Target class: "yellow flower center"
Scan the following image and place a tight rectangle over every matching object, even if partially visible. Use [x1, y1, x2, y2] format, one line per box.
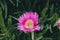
[25, 20, 34, 28]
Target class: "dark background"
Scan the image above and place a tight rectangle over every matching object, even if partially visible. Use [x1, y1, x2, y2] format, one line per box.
[0, 0, 60, 40]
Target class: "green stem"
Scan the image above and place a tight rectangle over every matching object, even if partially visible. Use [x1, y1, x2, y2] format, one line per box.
[31, 32, 34, 40]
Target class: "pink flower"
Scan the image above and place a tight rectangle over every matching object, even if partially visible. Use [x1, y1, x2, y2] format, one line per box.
[56, 19, 60, 26]
[17, 12, 41, 32]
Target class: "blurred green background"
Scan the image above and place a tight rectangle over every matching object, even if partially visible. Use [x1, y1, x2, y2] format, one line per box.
[0, 0, 60, 40]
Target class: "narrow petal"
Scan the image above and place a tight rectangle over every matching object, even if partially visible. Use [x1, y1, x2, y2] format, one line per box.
[17, 12, 40, 32]
[34, 25, 41, 31]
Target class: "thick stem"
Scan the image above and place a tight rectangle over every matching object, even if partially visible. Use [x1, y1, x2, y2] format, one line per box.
[31, 32, 34, 40]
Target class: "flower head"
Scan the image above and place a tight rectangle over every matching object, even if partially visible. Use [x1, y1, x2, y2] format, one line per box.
[56, 18, 60, 26]
[17, 12, 41, 32]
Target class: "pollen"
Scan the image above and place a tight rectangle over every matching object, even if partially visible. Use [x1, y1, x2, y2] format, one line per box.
[25, 20, 34, 28]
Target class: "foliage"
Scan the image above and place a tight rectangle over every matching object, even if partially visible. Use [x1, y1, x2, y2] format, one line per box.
[0, 0, 60, 40]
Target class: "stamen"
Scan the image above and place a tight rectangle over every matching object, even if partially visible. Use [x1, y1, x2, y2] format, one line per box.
[25, 20, 34, 28]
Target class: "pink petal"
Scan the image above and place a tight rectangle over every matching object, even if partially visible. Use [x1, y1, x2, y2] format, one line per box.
[34, 25, 41, 31]
[17, 12, 41, 32]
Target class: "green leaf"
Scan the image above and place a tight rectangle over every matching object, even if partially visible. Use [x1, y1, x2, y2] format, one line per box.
[42, 24, 49, 34]
[36, 24, 49, 40]
[14, 11, 23, 14]
[0, 33, 5, 40]
[3, 0, 8, 19]
[42, 37, 52, 40]
[47, 13, 57, 21]
[10, 34, 15, 40]
[0, 37, 4, 40]
[39, 15, 47, 23]
[0, 7, 6, 32]
[36, 36, 43, 40]
[41, 0, 49, 17]
[36, 33, 43, 40]
[16, 0, 19, 7]
[8, 17, 12, 27]
[47, 14, 55, 21]
[0, 1, 4, 10]
[49, 25, 53, 33]
[9, 0, 15, 6]
[9, 15, 18, 20]
[50, 4, 54, 15]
